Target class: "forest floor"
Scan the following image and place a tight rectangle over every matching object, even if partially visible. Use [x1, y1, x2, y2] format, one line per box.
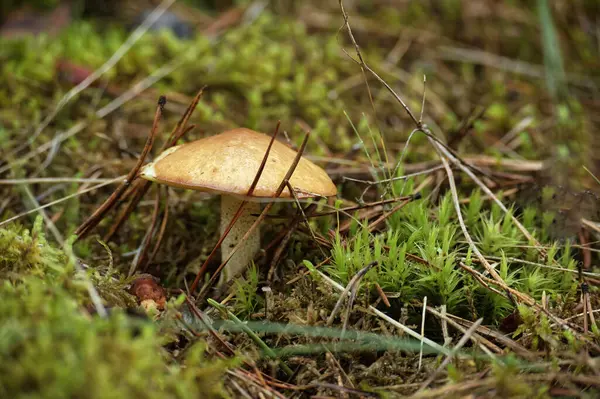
[1, 1, 599, 398]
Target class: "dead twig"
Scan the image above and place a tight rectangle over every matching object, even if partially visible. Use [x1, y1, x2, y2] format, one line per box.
[128, 187, 162, 276]
[147, 188, 170, 268]
[267, 201, 318, 283]
[103, 88, 205, 242]
[74, 96, 166, 240]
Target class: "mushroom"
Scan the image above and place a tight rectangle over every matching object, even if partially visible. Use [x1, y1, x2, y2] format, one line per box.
[130, 274, 167, 311]
[139, 128, 337, 285]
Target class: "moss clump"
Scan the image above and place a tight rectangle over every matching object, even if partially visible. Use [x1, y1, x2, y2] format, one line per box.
[0, 216, 66, 279]
[0, 219, 235, 398]
[324, 187, 580, 325]
[1, 12, 352, 149]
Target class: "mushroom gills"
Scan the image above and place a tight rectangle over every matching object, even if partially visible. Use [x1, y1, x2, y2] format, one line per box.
[218, 195, 261, 285]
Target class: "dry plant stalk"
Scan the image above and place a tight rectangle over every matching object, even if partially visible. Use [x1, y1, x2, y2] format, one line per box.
[103, 89, 205, 242]
[74, 96, 166, 240]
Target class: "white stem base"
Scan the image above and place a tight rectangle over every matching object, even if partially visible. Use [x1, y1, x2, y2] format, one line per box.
[218, 196, 260, 286]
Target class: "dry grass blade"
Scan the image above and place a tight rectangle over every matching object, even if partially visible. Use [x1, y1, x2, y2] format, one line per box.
[0, 177, 119, 185]
[312, 267, 450, 355]
[418, 296, 427, 371]
[103, 88, 205, 242]
[325, 261, 377, 333]
[417, 318, 484, 393]
[0, 60, 180, 176]
[446, 313, 535, 358]
[426, 306, 498, 356]
[432, 142, 513, 292]
[0, 178, 123, 228]
[432, 138, 545, 255]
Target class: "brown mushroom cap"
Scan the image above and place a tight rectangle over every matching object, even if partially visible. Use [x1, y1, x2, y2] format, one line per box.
[140, 128, 337, 199]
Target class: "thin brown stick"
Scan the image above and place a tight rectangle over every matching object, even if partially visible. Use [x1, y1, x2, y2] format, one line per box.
[168, 124, 196, 148]
[366, 197, 412, 232]
[103, 89, 204, 242]
[147, 188, 170, 268]
[267, 202, 318, 283]
[417, 318, 483, 392]
[374, 283, 390, 307]
[129, 186, 162, 276]
[583, 288, 589, 334]
[585, 289, 596, 328]
[163, 88, 205, 150]
[104, 179, 152, 242]
[285, 181, 328, 258]
[181, 293, 236, 355]
[74, 96, 165, 240]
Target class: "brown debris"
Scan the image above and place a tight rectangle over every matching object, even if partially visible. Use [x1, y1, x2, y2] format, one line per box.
[130, 274, 167, 310]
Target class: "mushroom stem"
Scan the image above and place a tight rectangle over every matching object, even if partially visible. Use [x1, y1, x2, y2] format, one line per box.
[218, 195, 261, 285]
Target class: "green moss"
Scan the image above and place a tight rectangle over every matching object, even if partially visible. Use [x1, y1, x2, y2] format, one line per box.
[0, 276, 233, 398]
[0, 216, 67, 278]
[0, 219, 235, 398]
[323, 184, 579, 324]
